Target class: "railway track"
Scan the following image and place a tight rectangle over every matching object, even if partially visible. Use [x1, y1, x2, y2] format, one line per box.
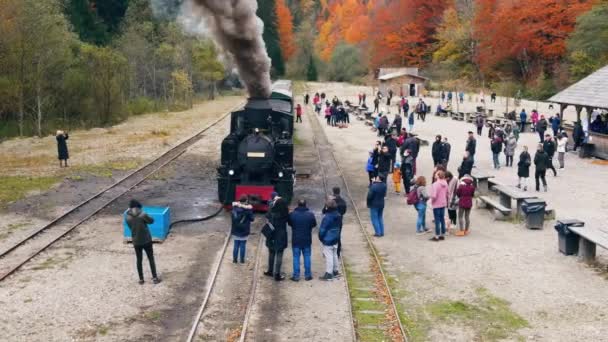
[185, 224, 264, 342]
[0, 103, 242, 282]
[307, 103, 409, 341]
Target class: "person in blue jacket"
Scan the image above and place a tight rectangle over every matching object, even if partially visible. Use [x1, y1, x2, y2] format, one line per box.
[550, 115, 561, 137]
[288, 199, 317, 281]
[366, 175, 387, 237]
[318, 199, 342, 281]
[519, 109, 527, 132]
[366, 151, 376, 185]
[231, 195, 254, 263]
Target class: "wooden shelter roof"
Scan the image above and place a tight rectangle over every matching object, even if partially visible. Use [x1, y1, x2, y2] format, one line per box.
[549, 65, 608, 110]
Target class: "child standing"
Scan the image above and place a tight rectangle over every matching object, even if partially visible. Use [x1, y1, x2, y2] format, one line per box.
[392, 162, 402, 194]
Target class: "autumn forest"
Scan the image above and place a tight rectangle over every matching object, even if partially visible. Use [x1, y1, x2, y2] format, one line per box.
[1, 0, 608, 138]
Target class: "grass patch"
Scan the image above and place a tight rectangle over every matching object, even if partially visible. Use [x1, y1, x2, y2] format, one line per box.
[426, 287, 529, 341]
[354, 312, 385, 326]
[150, 129, 170, 137]
[353, 299, 385, 312]
[0, 176, 60, 207]
[0, 221, 31, 240]
[32, 253, 74, 271]
[72, 159, 140, 178]
[143, 310, 162, 322]
[293, 132, 303, 146]
[358, 328, 388, 342]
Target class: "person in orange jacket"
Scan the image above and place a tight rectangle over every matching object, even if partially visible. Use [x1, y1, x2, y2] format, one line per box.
[392, 161, 402, 194]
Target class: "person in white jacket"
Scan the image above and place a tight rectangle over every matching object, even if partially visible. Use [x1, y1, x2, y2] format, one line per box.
[557, 133, 568, 169]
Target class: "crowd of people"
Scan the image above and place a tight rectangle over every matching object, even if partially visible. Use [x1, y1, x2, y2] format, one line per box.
[231, 187, 349, 282]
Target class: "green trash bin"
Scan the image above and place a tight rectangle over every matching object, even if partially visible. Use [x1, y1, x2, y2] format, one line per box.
[521, 198, 546, 229]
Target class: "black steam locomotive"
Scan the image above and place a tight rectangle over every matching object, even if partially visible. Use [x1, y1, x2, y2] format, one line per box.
[217, 80, 295, 210]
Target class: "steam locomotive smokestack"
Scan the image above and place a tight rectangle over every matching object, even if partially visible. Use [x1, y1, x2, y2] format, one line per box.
[187, 0, 272, 98]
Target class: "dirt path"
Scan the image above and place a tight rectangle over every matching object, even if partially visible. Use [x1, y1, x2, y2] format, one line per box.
[309, 81, 608, 341]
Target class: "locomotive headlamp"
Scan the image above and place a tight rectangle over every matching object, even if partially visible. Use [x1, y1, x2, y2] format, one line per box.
[278, 172, 284, 178]
[228, 169, 235, 176]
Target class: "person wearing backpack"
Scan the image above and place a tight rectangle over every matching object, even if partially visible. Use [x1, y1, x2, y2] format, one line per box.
[401, 149, 414, 194]
[231, 195, 254, 263]
[319, 199, 342, 281]
[409, 176, 430, 235]
[455, 175, 475, 236]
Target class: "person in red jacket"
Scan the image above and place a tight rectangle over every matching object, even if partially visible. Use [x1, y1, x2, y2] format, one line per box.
[455, 174, 476, 236]
[295, 104, 303, 123]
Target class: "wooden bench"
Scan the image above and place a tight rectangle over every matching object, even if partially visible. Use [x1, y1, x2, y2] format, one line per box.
[568, 225, 608, 263]
[490, 184, 538, 219]
[471, 169, 495, 195]
[478, 195, 512, 218]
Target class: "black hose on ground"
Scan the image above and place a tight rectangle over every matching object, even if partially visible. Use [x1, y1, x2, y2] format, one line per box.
[169, 178, 232, 229]
[169, 205, 225, 229]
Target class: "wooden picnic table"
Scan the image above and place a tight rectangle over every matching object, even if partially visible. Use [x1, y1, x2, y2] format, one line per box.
[491, 184, 538, 218]
[471, 169, 494, 195]
[568, 225, 608, 263]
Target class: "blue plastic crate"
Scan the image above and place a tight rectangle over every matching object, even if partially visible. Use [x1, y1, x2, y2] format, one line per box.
[123, 206, 171, 242]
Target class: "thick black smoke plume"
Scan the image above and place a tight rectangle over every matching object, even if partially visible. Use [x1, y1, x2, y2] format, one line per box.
[182, 0, 272, 98]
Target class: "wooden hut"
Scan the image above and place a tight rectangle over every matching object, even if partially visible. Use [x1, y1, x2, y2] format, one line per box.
[549, 65, 608, 159]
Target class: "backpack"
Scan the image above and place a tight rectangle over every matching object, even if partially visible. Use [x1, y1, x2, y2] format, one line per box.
[406, 188, 419, 205]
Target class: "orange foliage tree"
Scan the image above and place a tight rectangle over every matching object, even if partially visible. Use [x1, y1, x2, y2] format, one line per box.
[474, 0, 595, 78]
[276, 0, 296, 61]
[315, 0, 372, 61]
[368, 0, 447, 68]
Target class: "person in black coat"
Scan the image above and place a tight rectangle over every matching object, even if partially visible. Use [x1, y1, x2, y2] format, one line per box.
[384, 134, 398, 172]
[264, 197, 289, 281]
[572, 121, 585, 151]
[401, 150, 415, 194]
[377, 146, 392, 181]
[542, 134, 557, 176]
[393, 115, 402, 134]
[441, 137, 451, 168]
[517, 146, 531, 191]
[491, 135, 503, 169]
[465, 131, 477, 164]
[431, 135, 443, 166]
[458, 152, 474, 179]
[534, 144, 549, 192]
[56, 130, 69, 167]
[288, 199, 317, 281]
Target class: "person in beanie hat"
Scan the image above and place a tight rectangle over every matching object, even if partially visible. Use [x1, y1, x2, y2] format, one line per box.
[125, 199, 160, 284]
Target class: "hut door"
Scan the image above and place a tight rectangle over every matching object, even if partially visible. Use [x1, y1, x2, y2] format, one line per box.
[409, 84, 416, 97]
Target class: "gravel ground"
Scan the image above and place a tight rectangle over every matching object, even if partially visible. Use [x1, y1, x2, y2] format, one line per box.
[309, 82, 608, 341]
[0, 106, 242, 341]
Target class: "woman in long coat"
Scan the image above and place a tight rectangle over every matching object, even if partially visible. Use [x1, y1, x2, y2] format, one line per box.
[56, 130, 69, 167]
[264, 197, 289, 281]
[517, 146, 531, 191]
